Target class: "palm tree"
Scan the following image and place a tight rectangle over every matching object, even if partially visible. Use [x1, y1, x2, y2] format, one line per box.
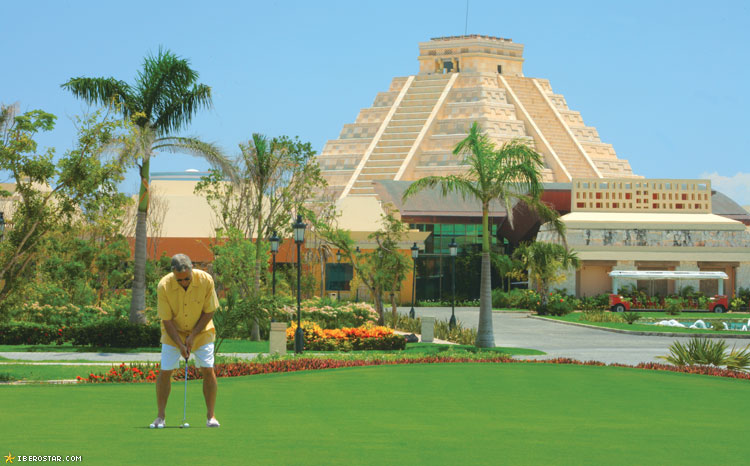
[62, 49, 233, 323]
[512, 242, 580, 305]
[403, 122, 563, 347]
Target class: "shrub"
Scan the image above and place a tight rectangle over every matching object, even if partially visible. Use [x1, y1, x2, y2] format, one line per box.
[731, 297, 745, 311]
[9, 303, 109, 327]
[66, 319, 160, 348]
[580, 311, 623, 323]
[535, 293, 578, 316]
[0, 322, 66, 345]
[579, 294, 610, 311]
[491, 289, 510, 308]
[622, 312, 640, 325]
[656, 337, 750, 370]
[491, 288, 541, 310]
[384, 312, 476, 345]
[279, 301, 379, 329]
[711, 321, 726, 331]
[664, 298, 682, 316]
[739, 287, 750, 305]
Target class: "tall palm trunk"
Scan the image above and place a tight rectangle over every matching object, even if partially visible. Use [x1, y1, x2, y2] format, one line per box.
[129, 155, 150, 324]
[476, 251, 495, 347]
[250, 209, 262, 341]
[129, 210, 148, 324]
[476, 204, 495, 347]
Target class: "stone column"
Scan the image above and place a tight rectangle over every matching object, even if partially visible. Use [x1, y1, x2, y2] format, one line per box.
[557, 267, 576, 296]
[675, 261, 700, 295]
[269, 322, 288, 355]
[611, 261, 637, 293]
[737, 263, 750, 295]
[421, 316, 435, 343]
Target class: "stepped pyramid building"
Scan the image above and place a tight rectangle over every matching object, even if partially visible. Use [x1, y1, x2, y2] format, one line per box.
[318, 35, 638, 200]
[314, 35, 750, 302]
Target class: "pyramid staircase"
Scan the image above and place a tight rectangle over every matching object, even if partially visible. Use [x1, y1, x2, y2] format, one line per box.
[502, 75, 600, 179]
[344, 74, 454, 197]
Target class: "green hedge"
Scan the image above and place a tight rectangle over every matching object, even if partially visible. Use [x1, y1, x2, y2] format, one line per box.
[0, 319, 160, 347]
[0, 322, 66, 345]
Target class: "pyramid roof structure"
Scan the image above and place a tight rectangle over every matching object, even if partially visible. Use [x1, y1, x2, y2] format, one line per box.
[317, 35, 638, 201]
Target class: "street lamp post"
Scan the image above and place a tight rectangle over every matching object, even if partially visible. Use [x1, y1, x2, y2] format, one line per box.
[354, 246, 360, 303]
[269, 231, 280, 297]
[409, 242, 419, 319]
[449, 238, 458, 330]
[293, 215, 306, 354]
[336, 250, 342, 301]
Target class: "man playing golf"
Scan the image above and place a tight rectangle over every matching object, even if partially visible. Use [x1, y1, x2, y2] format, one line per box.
[150, 254, 221, 429]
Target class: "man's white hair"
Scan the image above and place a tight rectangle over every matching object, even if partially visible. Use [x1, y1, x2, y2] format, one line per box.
[171, 254, 193, 272]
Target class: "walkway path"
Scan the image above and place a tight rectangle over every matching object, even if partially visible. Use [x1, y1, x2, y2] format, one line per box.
[400, 307, 750, 365]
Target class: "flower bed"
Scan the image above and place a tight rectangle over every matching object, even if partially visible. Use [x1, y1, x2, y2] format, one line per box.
[77, 362, 159, 383]
[76, 356, 750, 383]
[285, 321, 405, 351]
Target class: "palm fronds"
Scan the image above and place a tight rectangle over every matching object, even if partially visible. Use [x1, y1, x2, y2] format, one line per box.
[658, 338, 750, 371]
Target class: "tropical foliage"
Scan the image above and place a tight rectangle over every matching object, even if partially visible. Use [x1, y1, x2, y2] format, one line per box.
[62, 48, 232, 323]
[313, 207, 413, 325]
[512, 241, 580, 307]
[659, 337, 750, 371]
[0, 106, 131, 311]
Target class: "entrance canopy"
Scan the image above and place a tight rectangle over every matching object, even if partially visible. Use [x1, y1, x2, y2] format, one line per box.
[608, 270, 728, 295]
[608, 271, 728, 280]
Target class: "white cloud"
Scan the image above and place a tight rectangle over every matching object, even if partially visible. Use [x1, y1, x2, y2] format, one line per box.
[700, 172, 750, 208]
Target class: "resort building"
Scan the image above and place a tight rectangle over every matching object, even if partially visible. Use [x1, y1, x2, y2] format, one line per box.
[537, 178, 750, 298]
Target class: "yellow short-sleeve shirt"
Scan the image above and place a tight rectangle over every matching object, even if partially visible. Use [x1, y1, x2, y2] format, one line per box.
[157, 269, 220, 349]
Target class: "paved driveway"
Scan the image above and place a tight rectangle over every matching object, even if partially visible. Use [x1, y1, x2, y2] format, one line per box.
[400, 306, 750, 365]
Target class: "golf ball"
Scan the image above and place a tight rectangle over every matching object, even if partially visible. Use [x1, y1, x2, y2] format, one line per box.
[183, 423, 189, 428]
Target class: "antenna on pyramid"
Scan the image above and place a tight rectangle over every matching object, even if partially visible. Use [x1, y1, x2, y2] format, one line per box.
[464, 0, 469, 35]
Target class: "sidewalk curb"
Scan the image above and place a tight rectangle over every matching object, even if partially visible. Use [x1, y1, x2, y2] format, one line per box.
[529, 315, 750, 339]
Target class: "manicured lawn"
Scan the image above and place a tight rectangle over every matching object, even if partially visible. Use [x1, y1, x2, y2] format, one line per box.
[0, 344, 545, 379]
[1, 363, 748, 464]
[546, 313, 750, 335]
[0, 364, 118, 382]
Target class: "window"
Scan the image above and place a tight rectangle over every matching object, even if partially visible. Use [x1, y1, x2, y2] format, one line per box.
[497, 65, 502, 74]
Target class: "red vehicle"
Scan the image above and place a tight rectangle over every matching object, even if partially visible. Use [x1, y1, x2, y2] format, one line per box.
[607, 270, 730, 313]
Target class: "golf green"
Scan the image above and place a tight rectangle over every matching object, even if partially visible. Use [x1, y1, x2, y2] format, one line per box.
[1, 363, 748, 464]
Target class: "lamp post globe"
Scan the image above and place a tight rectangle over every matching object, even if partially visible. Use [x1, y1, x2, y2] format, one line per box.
[269, 231, 280, 297]
[409, 242, 419, 319]
[449, 238, 458, 330]
[293, 215, 306, 354]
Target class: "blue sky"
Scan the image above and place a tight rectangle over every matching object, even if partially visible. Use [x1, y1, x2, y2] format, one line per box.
[4, 0, 749, 204]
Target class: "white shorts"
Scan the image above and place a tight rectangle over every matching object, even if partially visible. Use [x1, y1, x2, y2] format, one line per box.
[160, 343, 215, 370]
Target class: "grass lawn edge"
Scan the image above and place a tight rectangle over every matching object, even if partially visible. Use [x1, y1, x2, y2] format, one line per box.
[533, 315, 750, 338]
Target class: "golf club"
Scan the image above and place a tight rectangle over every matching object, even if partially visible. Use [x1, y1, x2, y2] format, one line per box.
[180, 355, 189, 428]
